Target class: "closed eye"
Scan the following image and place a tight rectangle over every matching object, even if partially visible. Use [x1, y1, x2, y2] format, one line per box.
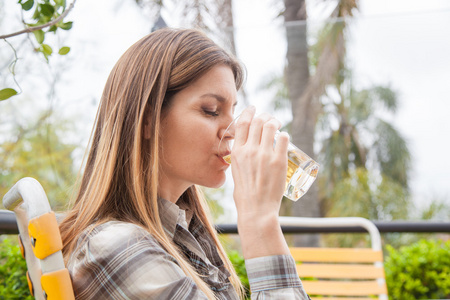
[204, 110, 219, 117]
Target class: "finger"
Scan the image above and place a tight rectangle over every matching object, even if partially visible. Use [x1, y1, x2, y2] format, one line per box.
[274, 131, 290, 157]
[247, 113, 272, 146]
[260, 119, 282, 149]
[234, 106, 256, 146]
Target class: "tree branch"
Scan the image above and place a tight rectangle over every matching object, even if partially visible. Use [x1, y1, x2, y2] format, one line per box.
[4, 39, 23, 94]
[0, 0, 77, 40]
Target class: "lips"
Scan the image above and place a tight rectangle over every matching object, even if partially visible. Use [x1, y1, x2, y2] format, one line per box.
[217, 141, 232, 165]
[216, 155, 228, 166]
[219, 150, 231, 158]
[217, 150, 231, 166]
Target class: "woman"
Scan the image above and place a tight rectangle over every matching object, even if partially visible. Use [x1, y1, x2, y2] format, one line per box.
[60, 28, 310, 299]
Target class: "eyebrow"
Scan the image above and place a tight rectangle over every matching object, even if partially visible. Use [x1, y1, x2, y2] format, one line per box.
[201, 93, 238, 107]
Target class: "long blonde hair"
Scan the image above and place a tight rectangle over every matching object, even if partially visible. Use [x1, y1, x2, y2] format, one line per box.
[60, 28, 245, 299]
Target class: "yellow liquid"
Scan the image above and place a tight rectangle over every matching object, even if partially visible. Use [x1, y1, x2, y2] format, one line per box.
[223, 149, 319, 201]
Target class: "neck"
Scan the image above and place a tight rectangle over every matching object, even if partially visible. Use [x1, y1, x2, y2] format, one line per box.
[158, 176, 191, 203]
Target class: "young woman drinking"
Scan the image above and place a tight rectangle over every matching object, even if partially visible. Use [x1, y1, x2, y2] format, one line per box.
[59, 28, 310, 300]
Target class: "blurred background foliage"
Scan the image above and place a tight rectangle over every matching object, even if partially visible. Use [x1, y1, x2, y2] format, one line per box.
[0, 238, 34, 300]
[385, 239, 450, 299]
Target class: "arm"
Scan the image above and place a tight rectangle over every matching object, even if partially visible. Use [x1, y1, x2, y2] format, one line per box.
[246, 255, 310, 300]
[231, 106, 291, 259]
[231, 107, 310, 299]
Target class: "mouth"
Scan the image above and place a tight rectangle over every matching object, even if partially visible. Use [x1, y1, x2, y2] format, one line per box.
[222, 154, 231, 164]
[217, 151, 231, 165]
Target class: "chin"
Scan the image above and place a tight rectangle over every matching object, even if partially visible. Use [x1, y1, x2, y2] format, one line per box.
[202, 174, 226, 189]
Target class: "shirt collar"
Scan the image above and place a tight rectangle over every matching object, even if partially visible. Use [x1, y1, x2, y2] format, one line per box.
[158, 197, 193, 238]
[157, 197, 232, 288]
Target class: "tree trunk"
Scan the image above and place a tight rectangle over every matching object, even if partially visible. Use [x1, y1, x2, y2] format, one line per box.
[284, 0, 321, 247]
[217, 0, 248, 105]
[219, 0, 237, 56]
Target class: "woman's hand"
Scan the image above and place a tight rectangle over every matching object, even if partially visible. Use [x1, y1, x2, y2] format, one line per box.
[231, 106, 291, 259]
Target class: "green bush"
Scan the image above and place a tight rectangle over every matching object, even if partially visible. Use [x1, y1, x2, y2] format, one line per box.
[385, 239, 450, 300]
[228, 250, 250, 299]
[0, 237, 33, 299]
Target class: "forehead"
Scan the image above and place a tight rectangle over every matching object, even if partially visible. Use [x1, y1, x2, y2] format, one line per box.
[163, 65, 237, 114]
[197, 65, 236, 90]
[182, 65, 237, 103]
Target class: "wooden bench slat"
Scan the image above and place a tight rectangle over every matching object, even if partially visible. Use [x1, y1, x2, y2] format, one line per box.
[302, 280, 388, 296]
[297, 263, 385, 279]
[310, 298, 373, 300]
[290, 247, 383, 263]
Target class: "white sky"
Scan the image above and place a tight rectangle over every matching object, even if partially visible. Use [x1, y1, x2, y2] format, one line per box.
[1, 0, 449, 219]
[351, 1, 450, 208]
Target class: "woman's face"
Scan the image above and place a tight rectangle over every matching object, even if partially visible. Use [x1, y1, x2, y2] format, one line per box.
[158, 65, 237, 198]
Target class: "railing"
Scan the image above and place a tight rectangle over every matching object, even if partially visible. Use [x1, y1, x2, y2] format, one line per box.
[215, 220, 450, 234]
[0, 210, 19, 234]
[1, 209, 450, 235]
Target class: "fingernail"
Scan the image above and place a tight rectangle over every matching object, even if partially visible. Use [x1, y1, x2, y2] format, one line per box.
[279, 131, 290, 139]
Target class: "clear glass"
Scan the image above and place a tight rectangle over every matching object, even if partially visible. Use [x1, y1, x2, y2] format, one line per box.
[220, 119, 319, 201]
[282, 136, 320, 200]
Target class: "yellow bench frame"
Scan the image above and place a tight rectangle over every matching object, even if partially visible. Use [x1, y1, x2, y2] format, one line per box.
[3, 177, 75, 300]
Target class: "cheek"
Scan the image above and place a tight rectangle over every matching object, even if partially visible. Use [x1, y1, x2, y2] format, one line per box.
[163, 117, 190, 146]
[166, 123, 211, 161]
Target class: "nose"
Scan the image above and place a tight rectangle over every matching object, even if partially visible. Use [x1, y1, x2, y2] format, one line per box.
[218, 117, 236, 153]
[219, 118, 236, 141]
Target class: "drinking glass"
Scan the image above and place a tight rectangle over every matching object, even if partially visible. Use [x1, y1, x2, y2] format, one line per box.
[220, 114, 319, 201]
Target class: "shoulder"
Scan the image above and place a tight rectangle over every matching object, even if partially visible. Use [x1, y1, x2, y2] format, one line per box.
[67, 221, 178, 279]
[88, 220, 150, 239]
[70, 221, 167, 263]
[82, 221, 154, 246]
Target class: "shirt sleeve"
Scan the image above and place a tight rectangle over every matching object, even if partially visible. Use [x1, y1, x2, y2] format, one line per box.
[245, 255, 311, 300]
[68, 222, 210, 300]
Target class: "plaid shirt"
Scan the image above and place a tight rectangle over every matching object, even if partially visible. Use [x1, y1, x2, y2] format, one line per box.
[67, 198, 310, 299]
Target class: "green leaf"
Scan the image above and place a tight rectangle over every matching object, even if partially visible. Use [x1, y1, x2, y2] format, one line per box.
[0, 88, 18, 101]
[39, 3, 55, 17]
[21, 0, 34, 11]
[33, 29, 45, 44]
[32, 5, 40, 19]
[58, 46, 70, 55]
[54, 0, 65, 7]
[48, 25, 58, 32]
[42, 44, 53, 55]
[59, 21, 73, 30]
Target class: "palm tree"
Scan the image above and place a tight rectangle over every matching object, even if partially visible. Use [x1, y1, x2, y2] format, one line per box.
[283, 0, 320, 247]
[278, 0, 415, 248]
[318, 75, 411, 187]
[315, 68, 413, 246]
[283, 0, 358, 246]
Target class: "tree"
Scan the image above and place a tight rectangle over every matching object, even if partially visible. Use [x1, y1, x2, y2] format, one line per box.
[318, 74, 411, 197]
[282, 0, 359, 246]
[311, 65, 412, 247]
[0, 102, 78, 210]
[263, 68, 413, 242]
[283, 0, 319, 247]
[0, 0, 76, 100]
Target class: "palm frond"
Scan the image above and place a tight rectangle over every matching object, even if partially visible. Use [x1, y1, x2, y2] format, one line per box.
[373, 119, 411, 187]
[371, 85, 398, 113]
